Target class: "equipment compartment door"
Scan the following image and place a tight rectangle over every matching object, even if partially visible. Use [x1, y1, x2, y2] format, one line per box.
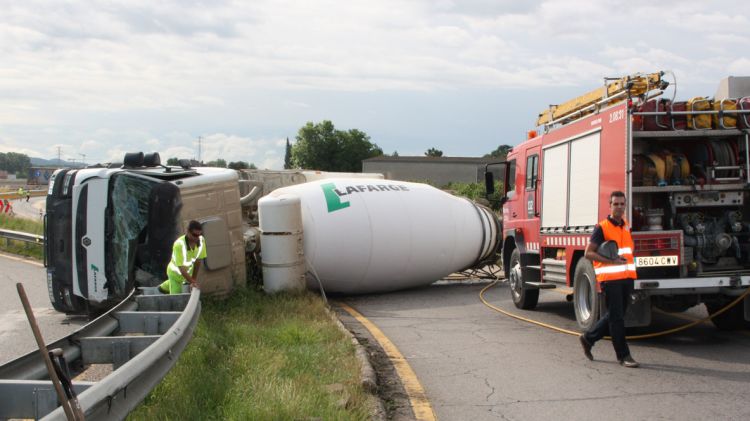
[568, 131, 601, 227]
[541, 129, 602, 230]
[541, 143, 568, 229]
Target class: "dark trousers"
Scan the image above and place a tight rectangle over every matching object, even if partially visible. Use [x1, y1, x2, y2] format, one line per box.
[583, 279, 634, 361]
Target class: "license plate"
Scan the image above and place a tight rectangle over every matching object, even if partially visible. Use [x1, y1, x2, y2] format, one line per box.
[635, 255, 679, 267]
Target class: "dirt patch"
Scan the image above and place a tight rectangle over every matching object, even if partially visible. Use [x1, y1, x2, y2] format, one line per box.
[334, 306, 415, 421]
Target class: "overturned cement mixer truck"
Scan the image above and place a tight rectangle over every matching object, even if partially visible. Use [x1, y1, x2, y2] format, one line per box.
[45, 152, 500, 314]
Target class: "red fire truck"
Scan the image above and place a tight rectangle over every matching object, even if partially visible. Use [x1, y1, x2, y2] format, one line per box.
[487, 72, 750, 330]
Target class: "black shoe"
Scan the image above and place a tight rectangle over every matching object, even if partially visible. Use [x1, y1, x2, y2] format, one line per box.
[579, 335, 593, 361]
[619, 355, 639, 368]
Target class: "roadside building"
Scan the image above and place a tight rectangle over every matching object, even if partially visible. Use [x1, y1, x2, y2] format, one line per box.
[27, 167, 59, 185]
[362, 156, 498, 187]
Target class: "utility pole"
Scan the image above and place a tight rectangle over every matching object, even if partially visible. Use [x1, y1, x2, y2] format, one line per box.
[198, 136, 203, 164]
[79, 153, 86, 166]
[57, 146, 62, 165]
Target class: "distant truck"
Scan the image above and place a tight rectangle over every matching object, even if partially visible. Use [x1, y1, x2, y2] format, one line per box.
[44, 153, 385, 314]
[487, 72, 750, 330]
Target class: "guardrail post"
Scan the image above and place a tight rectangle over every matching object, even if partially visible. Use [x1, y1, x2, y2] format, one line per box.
[113, 342, 131, 371]
[35, 387, 58, 419]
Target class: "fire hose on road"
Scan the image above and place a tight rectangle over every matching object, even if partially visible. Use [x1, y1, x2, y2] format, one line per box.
[479, 278, 750, 340]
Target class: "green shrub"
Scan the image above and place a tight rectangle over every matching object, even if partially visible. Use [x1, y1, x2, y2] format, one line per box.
[443, 181, 504, 209]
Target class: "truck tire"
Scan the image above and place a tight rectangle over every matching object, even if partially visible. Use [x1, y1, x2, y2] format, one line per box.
[508, 248, 539, 310]
[705, 300, 747, 331]
[573, 258, 600, 331]
[48, 278, 68, 313]
[48, 279, 86, 314]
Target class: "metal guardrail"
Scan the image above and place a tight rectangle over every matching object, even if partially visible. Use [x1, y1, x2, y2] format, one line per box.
[0, 228, 44, 245]
[0, 190, 47, 200]
[0, 287, 201, 420]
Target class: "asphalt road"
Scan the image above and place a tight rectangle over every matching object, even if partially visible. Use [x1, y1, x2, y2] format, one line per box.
[4, 251, 749, 420]
[0, 254, 86, 365]
[338, 279, 750, 421]
[6, 196, 45, 221]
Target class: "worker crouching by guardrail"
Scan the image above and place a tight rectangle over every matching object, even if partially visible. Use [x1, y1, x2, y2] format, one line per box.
[159, 220, 207, 294]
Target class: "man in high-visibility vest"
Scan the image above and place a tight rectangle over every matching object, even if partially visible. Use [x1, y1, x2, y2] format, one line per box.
[579, 191, 640, 368]
[159, 220, 207, 294]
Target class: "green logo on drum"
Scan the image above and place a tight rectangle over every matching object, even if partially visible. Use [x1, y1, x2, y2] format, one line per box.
[321, 183, 350, 213]
[321, 182, 410, 212]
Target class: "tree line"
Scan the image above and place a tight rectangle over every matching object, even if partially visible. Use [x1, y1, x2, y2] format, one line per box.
[165, 157, 257, 170]
[0, 152, 31, 177]
[284, 120, 512, 172]
[285, 120, 383, 172]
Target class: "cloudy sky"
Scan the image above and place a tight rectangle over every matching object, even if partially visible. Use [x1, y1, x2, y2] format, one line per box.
[2, 0, 749, 169]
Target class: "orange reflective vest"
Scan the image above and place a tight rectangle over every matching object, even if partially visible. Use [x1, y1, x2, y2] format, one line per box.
[593, 218, 637, 283]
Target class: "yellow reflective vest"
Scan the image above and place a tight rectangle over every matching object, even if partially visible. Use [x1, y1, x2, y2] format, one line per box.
[167, 235, 206, 280]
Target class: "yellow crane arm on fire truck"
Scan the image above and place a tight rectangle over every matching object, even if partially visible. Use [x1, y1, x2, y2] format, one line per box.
[536, 72, 668, 126]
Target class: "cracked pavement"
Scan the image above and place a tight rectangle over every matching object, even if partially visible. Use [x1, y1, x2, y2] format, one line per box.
[339, 280, 750, 420]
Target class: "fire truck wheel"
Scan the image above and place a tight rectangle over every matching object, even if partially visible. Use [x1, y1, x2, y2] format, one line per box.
[508, 248, 539, 310]
[705, 300, 747, 331]
[573, 258, 600, 331]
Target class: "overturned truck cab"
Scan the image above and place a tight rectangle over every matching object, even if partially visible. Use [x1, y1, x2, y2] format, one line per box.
[45, 153, 246, 314]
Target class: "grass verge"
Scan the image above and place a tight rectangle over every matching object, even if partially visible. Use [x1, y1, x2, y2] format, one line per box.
[130, 288, 371, 420]
[0, 214, 43, 260]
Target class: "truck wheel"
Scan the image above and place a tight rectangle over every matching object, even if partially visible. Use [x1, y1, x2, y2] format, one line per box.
[48, 279, 86, 314]
[573, 258, 600, 331]
[705, 300, 746, 331]
[508, 248, 539, 310]
[48, 279, 68, 313]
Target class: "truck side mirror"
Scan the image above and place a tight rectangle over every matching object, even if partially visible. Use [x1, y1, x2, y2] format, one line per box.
[485, 172, 495, 195]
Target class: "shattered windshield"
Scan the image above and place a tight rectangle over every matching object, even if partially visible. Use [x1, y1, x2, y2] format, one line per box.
[107, 173, 158, 296]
